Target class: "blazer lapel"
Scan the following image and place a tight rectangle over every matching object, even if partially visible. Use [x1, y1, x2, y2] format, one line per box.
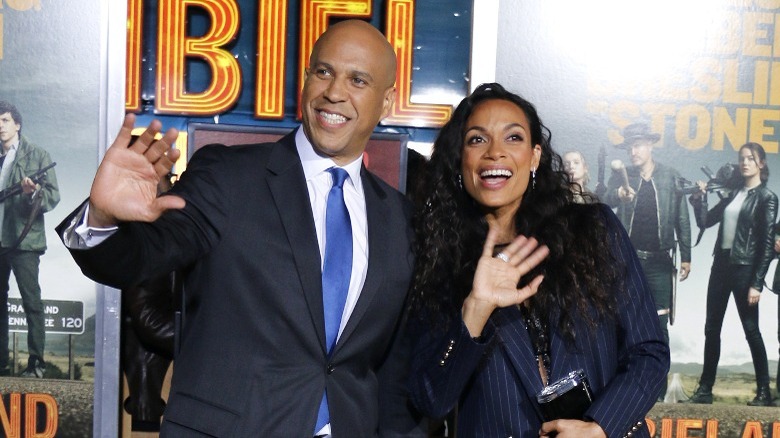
[492, 307, 547, 419]
[266, 132, 328, 353]
[334, 168, 389, 349]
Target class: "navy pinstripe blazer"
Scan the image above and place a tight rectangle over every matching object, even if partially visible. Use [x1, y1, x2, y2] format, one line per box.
[410, 205, 669, 438]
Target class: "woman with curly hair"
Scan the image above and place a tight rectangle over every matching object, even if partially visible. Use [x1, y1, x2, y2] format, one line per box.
[408, 83, 669, 437]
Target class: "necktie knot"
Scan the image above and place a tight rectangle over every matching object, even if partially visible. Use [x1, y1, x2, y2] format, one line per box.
[328, 167, 348, 189]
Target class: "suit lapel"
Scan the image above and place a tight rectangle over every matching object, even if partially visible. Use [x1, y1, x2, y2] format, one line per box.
[266, 132, 328, 353]
[334, 168, 389, 350]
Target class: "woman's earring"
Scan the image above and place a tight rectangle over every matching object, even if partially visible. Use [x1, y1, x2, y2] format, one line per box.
[457, 173, 463, 190]
[532, 168, 536, 190]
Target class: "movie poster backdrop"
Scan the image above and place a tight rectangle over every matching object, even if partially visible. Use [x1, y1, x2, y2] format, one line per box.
[0, 0, 474, 436]
[494, 0, 780, 435]
[0, 1, 109, 437]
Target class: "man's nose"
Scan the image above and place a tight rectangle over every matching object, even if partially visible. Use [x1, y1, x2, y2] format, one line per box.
[324, 78, 347, 102]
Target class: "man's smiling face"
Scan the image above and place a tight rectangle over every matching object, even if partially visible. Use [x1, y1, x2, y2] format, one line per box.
[300, 21, 396, 166]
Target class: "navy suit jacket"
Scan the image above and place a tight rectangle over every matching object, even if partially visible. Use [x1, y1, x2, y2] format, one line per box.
[409, 205, 669, 438]
[57, 131, 423, 437]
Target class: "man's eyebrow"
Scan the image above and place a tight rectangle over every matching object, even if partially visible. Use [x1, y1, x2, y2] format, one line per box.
[351, 69, 375, 82]
[310, 61, 332, 70]
[311, 61, 375, 83]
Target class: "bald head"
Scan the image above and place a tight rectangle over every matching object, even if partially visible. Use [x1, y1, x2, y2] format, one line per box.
[300, 19, 399, 165]
[310, 20, 397, 88]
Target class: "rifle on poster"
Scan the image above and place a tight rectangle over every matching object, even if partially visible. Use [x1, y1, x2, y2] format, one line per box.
[674, 163, 740, 199]
[0, 162, 57, 203]
[594, 145, 607, 198]
[676, 162, 741, 246]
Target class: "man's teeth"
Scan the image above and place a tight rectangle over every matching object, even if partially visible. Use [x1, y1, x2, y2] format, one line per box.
[480, 169, 512, 178]
[320, 111, 347, 124]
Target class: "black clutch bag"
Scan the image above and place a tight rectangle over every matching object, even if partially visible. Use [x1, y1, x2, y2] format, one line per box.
[536, 369, 593, 422]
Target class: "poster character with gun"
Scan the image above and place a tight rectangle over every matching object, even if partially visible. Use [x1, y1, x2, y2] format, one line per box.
[0, 101, 60, 378]
[684, 142, 776, 406]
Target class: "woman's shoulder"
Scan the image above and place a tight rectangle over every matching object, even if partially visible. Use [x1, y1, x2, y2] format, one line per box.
[756, 183, 778, 200]
[557, 202, 625, 244]
[561, 201, 615, 222]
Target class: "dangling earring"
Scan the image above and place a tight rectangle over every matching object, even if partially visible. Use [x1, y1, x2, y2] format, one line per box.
[457, 173, 463, 190]
[531, 168, 536, 190]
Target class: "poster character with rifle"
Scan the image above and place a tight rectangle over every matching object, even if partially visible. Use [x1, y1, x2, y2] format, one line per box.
[683, 142, 776, 406]
[0, 101, 60, 378]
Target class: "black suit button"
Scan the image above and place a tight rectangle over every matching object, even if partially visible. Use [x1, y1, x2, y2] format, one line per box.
[327, 364, 335, 374]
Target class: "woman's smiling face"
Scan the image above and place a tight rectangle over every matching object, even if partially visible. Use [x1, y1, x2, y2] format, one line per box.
[460, 99, 541, 219]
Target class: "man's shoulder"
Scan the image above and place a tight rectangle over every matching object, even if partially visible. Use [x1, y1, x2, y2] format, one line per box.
[360, 168, 413, 219]
[17, 136, 52, 160]
[653, 161, 682, 177]
[18, 135, 41, 152]
[362, 167, 407, 198]
[193, 138, 289, 164]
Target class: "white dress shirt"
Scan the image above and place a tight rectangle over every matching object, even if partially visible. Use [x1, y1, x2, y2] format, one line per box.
[295, 128, 369, 340]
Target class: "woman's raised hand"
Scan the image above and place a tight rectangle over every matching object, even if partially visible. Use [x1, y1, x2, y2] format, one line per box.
[462, 226, 549, 337]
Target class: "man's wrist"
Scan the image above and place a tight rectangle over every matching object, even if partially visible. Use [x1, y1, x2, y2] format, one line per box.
[86, 202, 117, 228]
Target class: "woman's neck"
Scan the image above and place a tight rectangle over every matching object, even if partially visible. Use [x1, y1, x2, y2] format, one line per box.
[485, 213, 516, 244]
[744, 174, 762, 189]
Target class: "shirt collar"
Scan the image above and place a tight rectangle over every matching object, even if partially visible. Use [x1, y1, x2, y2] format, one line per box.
[295, 128, 363, 188]
[3, 140, 18, 155]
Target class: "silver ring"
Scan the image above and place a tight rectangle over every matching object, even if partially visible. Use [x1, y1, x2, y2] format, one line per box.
[495, 252, 510, 263]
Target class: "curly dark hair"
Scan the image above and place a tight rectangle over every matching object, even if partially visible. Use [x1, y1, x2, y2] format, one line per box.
[410, 83, 622, 343]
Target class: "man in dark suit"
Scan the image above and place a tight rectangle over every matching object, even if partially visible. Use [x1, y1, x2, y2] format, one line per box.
[57, 20, 423, 437]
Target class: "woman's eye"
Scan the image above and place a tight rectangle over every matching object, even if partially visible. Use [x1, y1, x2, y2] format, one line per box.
[466, 135, 484, 145]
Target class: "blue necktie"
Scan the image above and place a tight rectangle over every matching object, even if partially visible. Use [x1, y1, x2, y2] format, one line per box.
[315, 167, 352, 433]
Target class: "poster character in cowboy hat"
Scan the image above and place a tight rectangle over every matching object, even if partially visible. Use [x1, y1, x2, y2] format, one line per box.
[604, 122, 691, 402]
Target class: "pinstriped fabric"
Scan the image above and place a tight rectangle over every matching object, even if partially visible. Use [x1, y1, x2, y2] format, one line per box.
[409, 204, 669, 438]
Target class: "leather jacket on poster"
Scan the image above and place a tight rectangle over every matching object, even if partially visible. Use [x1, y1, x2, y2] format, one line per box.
[690, 184, 778, 291]
[772, 223, 780, 294]
[605, 162, 692, 263]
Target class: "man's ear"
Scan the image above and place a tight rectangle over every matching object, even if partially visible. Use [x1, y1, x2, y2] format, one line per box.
[380, 86, 397, 120]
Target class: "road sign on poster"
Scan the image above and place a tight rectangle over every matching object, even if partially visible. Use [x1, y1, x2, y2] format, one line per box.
[7, 298, 85, 335]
